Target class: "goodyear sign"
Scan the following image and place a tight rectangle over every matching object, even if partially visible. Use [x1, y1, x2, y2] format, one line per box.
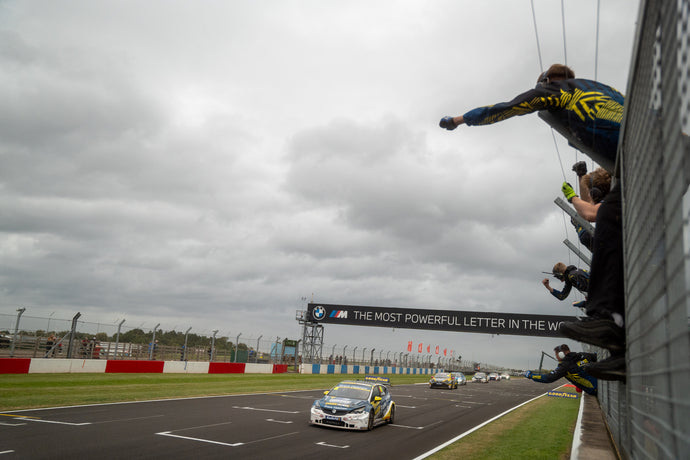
[547, 391, 579, 399]
[308, 303, 577, 338]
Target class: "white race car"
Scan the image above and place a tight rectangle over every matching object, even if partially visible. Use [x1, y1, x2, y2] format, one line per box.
[310, 378, 395, 430]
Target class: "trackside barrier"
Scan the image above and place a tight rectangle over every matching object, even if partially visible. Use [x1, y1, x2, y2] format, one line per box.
[28, 359, 107, 373]
[0, 358, 31, 374]
[299, 364, 435, 375]
[208, 363, 245, 374]
[105, 360, 165, 373]
[0, 358, 289, 374]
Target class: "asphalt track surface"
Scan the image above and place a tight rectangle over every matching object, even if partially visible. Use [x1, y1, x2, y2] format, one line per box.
[0, 379, 561, 459]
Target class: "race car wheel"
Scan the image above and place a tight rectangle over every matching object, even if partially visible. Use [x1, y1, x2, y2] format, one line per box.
[367, 410, 375, 431]
[388, 404, 395, 424]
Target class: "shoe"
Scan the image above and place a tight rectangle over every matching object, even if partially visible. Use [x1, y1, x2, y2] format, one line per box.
[585, 355, 626, 382]
[439, 116, 457, 131]
[559, 318, 625, 353]
[572, 300, 586, 309]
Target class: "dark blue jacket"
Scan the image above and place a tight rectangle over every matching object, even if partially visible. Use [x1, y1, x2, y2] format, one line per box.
[529, 352, 598, 395]
[551, 265, 589, 301]
[463, 79, 624, 163]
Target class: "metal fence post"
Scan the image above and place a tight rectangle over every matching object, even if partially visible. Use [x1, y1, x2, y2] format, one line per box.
[114, 319, 125, 360]
[210, 330, 218, 362]
[234, 333, 241, 363]
[66, 312, 81, 358]
[183, 327, 191, 361]
[9, 307, 26, 358]
[149, 323, 160, 360]
[255, 335, 262, 363]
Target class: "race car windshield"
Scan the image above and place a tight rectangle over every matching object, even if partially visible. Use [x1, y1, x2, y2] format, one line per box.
[434, 373, 450, 379]
[328, 385, 371, 399]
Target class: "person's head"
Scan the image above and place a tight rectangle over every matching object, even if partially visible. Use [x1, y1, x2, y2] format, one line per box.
[552, 262, 567, 280]
[537, 64, 575, 85]
[584, 168, 612, 203]
[554, 344, 570, 361]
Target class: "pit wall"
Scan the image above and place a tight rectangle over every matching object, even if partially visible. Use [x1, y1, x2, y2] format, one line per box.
[300, 363, 436, 375]
[0, 358, 288, 374]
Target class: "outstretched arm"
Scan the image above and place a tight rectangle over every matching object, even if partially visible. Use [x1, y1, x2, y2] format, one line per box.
[571, 197, 600, 222]
[528, 364, 567, 383]
[562, 182, 600, 222]
[440, 86, 557, 130]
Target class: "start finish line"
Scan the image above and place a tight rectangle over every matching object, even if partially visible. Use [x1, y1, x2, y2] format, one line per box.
[307, 303, 577, 338]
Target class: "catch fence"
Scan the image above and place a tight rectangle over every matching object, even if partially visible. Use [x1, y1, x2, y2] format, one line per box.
[608, 1, 690, 459]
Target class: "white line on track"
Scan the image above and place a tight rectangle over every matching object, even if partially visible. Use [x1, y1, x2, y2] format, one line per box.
[0, 422, 26, 426]
[5, 417, 90, 426]
[394, 405, 416, 408]
[266, 418, 293, 424]
[232, 406, 300, 414]
[166, 421, 234, 432]
[316, 441, 349, 449]
[0, 451, 15, 455]
[156, 431, 244, 447]
[390, 424, 424, 430]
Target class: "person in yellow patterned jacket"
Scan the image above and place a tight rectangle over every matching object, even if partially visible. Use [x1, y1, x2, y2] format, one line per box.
[439, 64, 624, 169]
[526, 344, 598, 395]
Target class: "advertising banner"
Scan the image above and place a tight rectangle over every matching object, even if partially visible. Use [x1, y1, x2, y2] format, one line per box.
[307, 303, 577, 338]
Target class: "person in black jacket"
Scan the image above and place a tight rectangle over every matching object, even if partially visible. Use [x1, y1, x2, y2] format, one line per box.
[526, 344, 598, 395]
[543, 262, 589, 302]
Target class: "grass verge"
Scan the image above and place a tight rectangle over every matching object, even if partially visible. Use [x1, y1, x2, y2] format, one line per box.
[0, 373, 430, 411]
[428, 385, 581, 460]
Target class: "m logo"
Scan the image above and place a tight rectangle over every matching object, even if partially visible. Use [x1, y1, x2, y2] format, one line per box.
[329, 310, 348, 319]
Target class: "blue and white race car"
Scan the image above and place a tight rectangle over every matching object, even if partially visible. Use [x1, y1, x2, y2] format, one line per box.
[310, 377, 396, 430]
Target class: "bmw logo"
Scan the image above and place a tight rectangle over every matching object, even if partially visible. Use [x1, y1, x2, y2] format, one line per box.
[312, 306, 326, 320]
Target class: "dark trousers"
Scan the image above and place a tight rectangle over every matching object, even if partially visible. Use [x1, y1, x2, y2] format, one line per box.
[585, 182, 625, 319]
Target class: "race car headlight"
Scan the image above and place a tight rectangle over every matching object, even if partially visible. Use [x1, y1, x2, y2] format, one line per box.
[311, 406, 324, 415]
[350, 407, 366, 414]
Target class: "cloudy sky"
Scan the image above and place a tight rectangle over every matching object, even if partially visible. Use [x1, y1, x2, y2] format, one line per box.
[0, 0, 639, 368]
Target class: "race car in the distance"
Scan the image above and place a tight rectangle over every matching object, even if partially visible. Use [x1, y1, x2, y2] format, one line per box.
[310, 377, 395, 430]
[429, 372, 458, 389]
[472, 372, 489, 383]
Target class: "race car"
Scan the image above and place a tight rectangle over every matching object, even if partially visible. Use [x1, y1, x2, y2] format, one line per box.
[310, 377, 395, 430]
[429, 372, 457, 389]
[472, 372, 489, 383]
[451, 372, 467, 386]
